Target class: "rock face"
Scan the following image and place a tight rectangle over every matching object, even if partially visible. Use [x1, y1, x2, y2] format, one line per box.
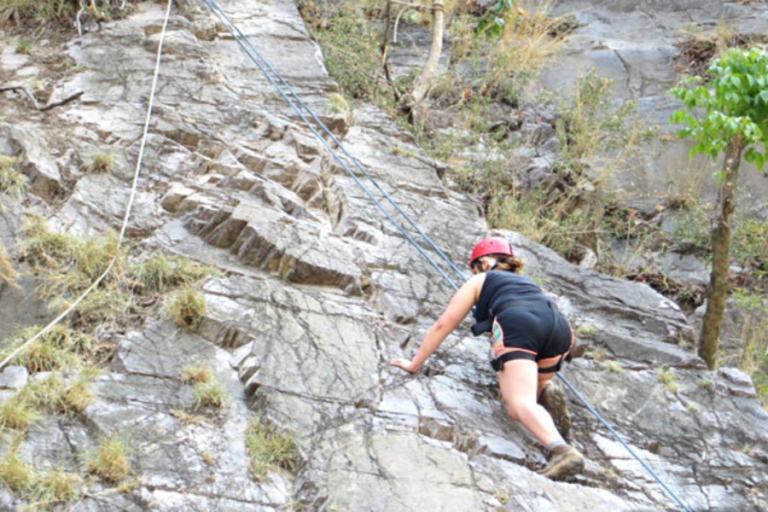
[543, 0, 768, 219]
[0, 1, 767, 511]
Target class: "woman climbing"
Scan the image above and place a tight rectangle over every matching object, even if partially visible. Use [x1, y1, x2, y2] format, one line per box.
[391, 236, 584, 481]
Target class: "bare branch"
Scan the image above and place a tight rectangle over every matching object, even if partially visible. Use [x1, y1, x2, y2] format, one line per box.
[40, 91, 84, 111]
[1, 84, 84, 111]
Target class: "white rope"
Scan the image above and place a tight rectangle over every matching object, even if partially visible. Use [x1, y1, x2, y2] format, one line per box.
[0, 0, 175, 372]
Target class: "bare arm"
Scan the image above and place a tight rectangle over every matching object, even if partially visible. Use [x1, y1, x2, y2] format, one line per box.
[391, 273, 485, 374]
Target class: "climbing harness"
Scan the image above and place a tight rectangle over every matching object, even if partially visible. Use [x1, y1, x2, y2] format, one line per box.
[196, 2, 694, 510]
[0, 0, 175, 372]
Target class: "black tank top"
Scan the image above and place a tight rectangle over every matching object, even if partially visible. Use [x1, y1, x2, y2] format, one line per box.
[473, 271, 549, 324]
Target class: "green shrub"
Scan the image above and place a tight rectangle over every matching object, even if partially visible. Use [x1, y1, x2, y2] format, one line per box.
[733, 218, 768, 271]
[670, 203, 712, 255]
[1, 0, 136, 27]
[301, 0, 381, 100]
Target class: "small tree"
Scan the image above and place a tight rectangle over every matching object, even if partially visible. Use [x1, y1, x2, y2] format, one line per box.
[671, 47, 768, 369]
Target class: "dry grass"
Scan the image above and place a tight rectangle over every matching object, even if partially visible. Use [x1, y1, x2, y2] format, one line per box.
[23, 217, 214, 334]
[193, 380, 228, 410]
[167, 287, 207, 331]
[87, 435, 130, 483]
[0, 393, 41, 431]
[0, 155, 29, 200]
[0, 442, 84, 508]
[2, 324, 96, 373]
[326, 94, 350, 115]
[0, 240, 19, 288]
[482, 0, 570, 104]
[20, 370, 97, 416]
[1, 0, 137, 28]
[132, 253, 214, 294]
[22, 216, 133, 329]
[84, 153, 117, 174]
[0, 448, 35, 493]
[657, 366, 681, 393]
[181, 362, 213, 384]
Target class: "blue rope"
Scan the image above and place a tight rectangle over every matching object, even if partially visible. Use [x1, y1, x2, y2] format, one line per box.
[197, 2, 692, 510]
[557, 376, 693, 512]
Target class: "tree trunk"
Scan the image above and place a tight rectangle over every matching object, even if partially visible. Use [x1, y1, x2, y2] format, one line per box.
[699, 135, 744, 369]
[406, 0, 444, 108]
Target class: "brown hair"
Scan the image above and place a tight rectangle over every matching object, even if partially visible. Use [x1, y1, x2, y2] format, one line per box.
[471, 254, 524, 274]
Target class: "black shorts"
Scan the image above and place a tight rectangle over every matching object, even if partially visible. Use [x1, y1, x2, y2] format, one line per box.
[490, 302, 572, 369]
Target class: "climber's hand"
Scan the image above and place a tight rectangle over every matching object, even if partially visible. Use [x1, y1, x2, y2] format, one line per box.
[390, 358, 422, 374]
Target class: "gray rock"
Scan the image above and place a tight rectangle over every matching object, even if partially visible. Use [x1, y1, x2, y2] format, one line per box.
[6, 125, 62, 200]
[0, 366, 28, 389]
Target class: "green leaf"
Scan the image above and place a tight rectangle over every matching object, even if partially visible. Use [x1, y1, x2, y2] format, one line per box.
[753, 151, 765, 172]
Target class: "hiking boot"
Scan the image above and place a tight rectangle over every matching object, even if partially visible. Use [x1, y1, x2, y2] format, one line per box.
[537, 444, 585, 481]
[538, 381, 571, 441]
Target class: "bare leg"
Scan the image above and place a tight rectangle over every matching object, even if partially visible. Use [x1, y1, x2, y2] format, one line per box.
[497, 359, 563, 447]
[536, 372, 555, 399]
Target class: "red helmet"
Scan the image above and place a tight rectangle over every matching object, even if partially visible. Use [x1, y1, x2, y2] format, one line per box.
[469, 236, 513, 264]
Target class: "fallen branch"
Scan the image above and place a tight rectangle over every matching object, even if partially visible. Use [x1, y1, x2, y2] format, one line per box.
[0, 84, 84, 111]
[40, 91, 84, 111]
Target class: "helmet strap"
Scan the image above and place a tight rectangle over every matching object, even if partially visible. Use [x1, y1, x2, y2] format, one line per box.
[481, 256, 498, 272]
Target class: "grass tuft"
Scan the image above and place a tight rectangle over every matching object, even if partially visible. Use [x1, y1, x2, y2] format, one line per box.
[0, 240, 20, 287]
[28, 470, 84, 509]
[0, 155, 29, 200]
[22, 216, 134, 328]
[181, 362, 213, 384]
[326, 93, 350, 115]
[132, 253, 214, 294]
[167, 287, 207, 331]
[87, 435, 130, 483]
[0, 449, 35, 493]
[84, 153, 117, 174]
[657, 366, 681, 393]
[2, 324, 95, 373]
[23, 371, 96, 416]
[245, 414, 299, 481]
[193, 379, 228, 410]
[0, 393, 41, 431]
